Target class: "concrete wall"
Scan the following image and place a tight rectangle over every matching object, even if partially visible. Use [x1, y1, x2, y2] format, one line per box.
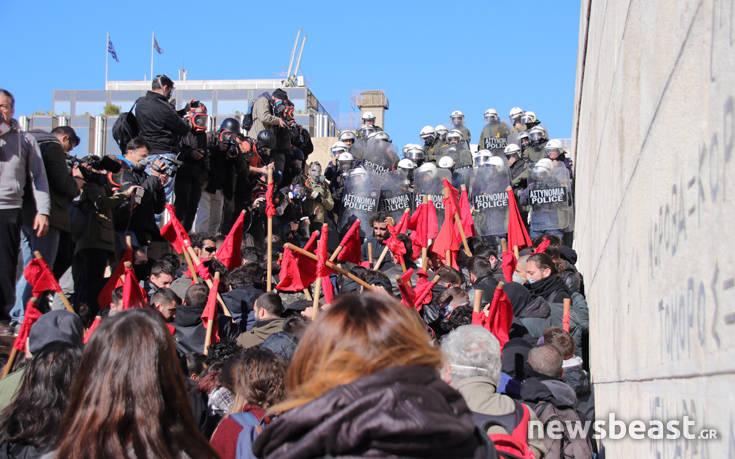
[572, 0, 735, 455]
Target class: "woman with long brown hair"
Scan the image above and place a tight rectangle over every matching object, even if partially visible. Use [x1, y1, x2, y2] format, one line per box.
[252, 292, 494, 458]
[52, 308, 219, 459]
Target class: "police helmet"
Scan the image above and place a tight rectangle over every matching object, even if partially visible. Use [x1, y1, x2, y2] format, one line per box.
[339, 130, 357, 142]
[374, 131, 391, 142]
[504, 143, 522, 157]
[447, 129, 463, 143]
[509, 107, 524, 121]
[529, 126, 547, 144]
[474, 149, 492, 166]
[484, 108, 499, 123]
[397, 158, 417, 170]
[350, 167, 368, 178]
[435, 124, 449, 136]
[362, 111, 376, 122]
[331, 141, 349, 156]
[359, 124, 376, 137]
[438, 156, 455, 169]
[488, 156, 504, 168]
[544, 138, 564, 158]
[521, 111, 537, 126]
[420, 125, 436, 139]
[406, 147, 425, 165]
[534, 158, 554, 174]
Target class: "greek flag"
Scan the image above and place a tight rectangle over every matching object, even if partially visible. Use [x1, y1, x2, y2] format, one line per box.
[153, 36, 163, 54]
[108, 37, 119, 62]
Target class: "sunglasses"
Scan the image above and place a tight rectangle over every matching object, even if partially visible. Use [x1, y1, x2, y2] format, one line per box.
[203, 246, 217, 253]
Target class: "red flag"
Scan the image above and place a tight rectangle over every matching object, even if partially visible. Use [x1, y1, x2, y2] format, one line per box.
[394, 210, 410, 234]
[442, 178, 461, 218]
[200, 275, 221, 344]
[316, 227, 335, 303]
[385, 226, 407, 267]
[472, 287, 514, 349]
[24, 258, 61, 297]
[195, 261, 211, 281]
[122, 264, 147, 309]
[265, 179, 276, 219]
[83, 316, 102, 344]
[458, 186, 475, 238]
[501, 250, 517, 283]
[12, 299, 43, 352]
[397, 268, 416, 308]
[408, 202, 438, 259]
[533, 238, 551, 254]
[431, 205, 459, 267]
[275, 231, 320, 292]
[216, 210, 245, 270]
[336, 219, 362, 264]
[413, 269, 437, 312]
[160, 204, 192, 254]
[507, 188, 532, 251]
[98, 247, 133, 308]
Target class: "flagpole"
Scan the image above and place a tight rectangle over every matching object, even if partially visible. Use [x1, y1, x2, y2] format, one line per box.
[266, 168, 273, 292]
[105, 32, 109, 89]
[150, 31, 154, 81]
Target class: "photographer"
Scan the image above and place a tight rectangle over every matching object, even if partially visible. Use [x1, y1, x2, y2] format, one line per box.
[174, 102, 209, 231]
[72, 158, 138, 316]
[248, 89, 291, 184]
[113, 137, 168, 250]
[134, 74, 193, 203]
[194, 118, 238, 234]
[300, 162, 334, 225]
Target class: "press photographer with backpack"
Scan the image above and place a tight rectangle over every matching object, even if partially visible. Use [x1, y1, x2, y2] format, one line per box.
[134, 74, 194, 203]
[246, 89, 290, 185]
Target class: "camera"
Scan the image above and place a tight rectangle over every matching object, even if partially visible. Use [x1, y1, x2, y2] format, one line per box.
[67, 155, 122, 185]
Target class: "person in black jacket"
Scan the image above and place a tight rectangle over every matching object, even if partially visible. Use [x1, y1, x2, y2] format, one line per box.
[134, 74, 193, 203]
[174, 103, 209, 231]
[113, 137, 167, 249]
[468, 257, 499, 305]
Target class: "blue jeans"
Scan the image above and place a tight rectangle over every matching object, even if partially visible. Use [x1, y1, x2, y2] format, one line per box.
[146, 152, 178, 204]
[10, 225, 60, 323]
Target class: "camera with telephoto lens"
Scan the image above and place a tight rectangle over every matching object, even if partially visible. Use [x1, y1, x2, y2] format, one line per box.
[67, 155, 122, 185]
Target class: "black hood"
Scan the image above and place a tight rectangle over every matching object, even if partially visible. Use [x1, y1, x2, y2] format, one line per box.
[174, 304, 204, 327]
[521, 375, 578, 409]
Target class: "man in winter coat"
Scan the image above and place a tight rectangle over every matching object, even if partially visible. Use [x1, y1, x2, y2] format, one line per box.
[442, 325, 547, 459]
[247, 89, 291, 183]
[237, 292, 284, 348]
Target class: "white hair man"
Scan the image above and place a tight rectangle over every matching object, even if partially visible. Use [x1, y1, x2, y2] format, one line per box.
[441, 325, 546, 458]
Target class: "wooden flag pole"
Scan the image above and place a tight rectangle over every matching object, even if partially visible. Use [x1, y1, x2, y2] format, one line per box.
[500, 238, 508, 253]
[33, 252, 73, 312]
[203, 272, 221, 355]
[421, 195, 429, 270]
[284, 243, 375, 291]
[513, 245, 520, 260]
[329, 245, 344, 263]
[373, 245, 390, 270]
[266, 168, 274, 292]
[563, 298, 571, 332]
[185, 246, 232, 317]
[473, 289, 483, 314]
[443, 186, 472, 257]
[1, 297, 37, 379]
[445, 249, 451, 266]
[367, 242, 373, 268]
[312, 276, 321, 316]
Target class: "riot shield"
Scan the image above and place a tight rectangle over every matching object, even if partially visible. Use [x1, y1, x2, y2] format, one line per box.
[350, 137, 368, 162]
[378, 170, 414, 224]
[479, 121, 511, 156]
[507, 132, 521, 148]
[362, 138, 399, 176]
[527, 161, 573, 233]
[414, 163, 451, 227]
[452, 164, 474, 189]
[471, 164, 512, 237]
[338, 170, 382, 236]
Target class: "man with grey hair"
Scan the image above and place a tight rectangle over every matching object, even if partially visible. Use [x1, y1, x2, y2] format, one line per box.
[441, 325, 546, 458]
[0, 89, 50, 332]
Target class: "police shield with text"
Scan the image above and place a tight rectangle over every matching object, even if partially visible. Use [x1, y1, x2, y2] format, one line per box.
[338, 167, 381, 236]
[362, 135, 399, 176]
[414, 162, 451, 227]
[523, 158, 573, 238]
[378, 159, 414, 224]
[471, 154, 511, 238]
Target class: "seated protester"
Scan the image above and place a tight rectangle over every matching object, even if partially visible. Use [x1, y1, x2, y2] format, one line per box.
[359, 269, 394, 295]
[221, 263, 265, 325]
[524, 253, 572, 304]
[174, 283, 235, 355]
[435, 302, 474, 338]
[150, 287, 180, 322]
[520, 344, 594, 457]
[184, 352, 207, 381]
[261, 315, 309, 362]
[112, 137, 167, 248]
[437, 287, 469, 316]
[211, 348, 287, 459]
[525, 253, 589, 357]
[467, 257, 499, 305]
[471, 245, 505, 283]
[53, 309, 219, 458]
[361, 212, 390, 260]
[252, 293, 494, 458]
[236, 292, 284, 348]
[0, 309, 84, 412]
[430, 265, 465, 306]
[169, 233, 218, 299]
[0, 343, 82, 457]
[503, 281, 552, 338]
[441, 325, 546, 459]
[542, 327, 594, 423]
[144, 260, 176, 298]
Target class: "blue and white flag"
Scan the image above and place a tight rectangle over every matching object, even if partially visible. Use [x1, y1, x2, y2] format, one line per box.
[108, 37, 119, 62]
[153, 35, 163, 54]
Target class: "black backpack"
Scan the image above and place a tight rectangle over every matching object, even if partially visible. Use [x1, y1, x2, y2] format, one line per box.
[112, 102, 139, 153]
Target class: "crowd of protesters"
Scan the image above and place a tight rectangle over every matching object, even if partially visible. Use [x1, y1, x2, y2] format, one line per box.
[0, 80, 596, 458]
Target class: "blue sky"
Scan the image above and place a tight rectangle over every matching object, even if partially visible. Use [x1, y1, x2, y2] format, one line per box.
[4, 0, 580, 149]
